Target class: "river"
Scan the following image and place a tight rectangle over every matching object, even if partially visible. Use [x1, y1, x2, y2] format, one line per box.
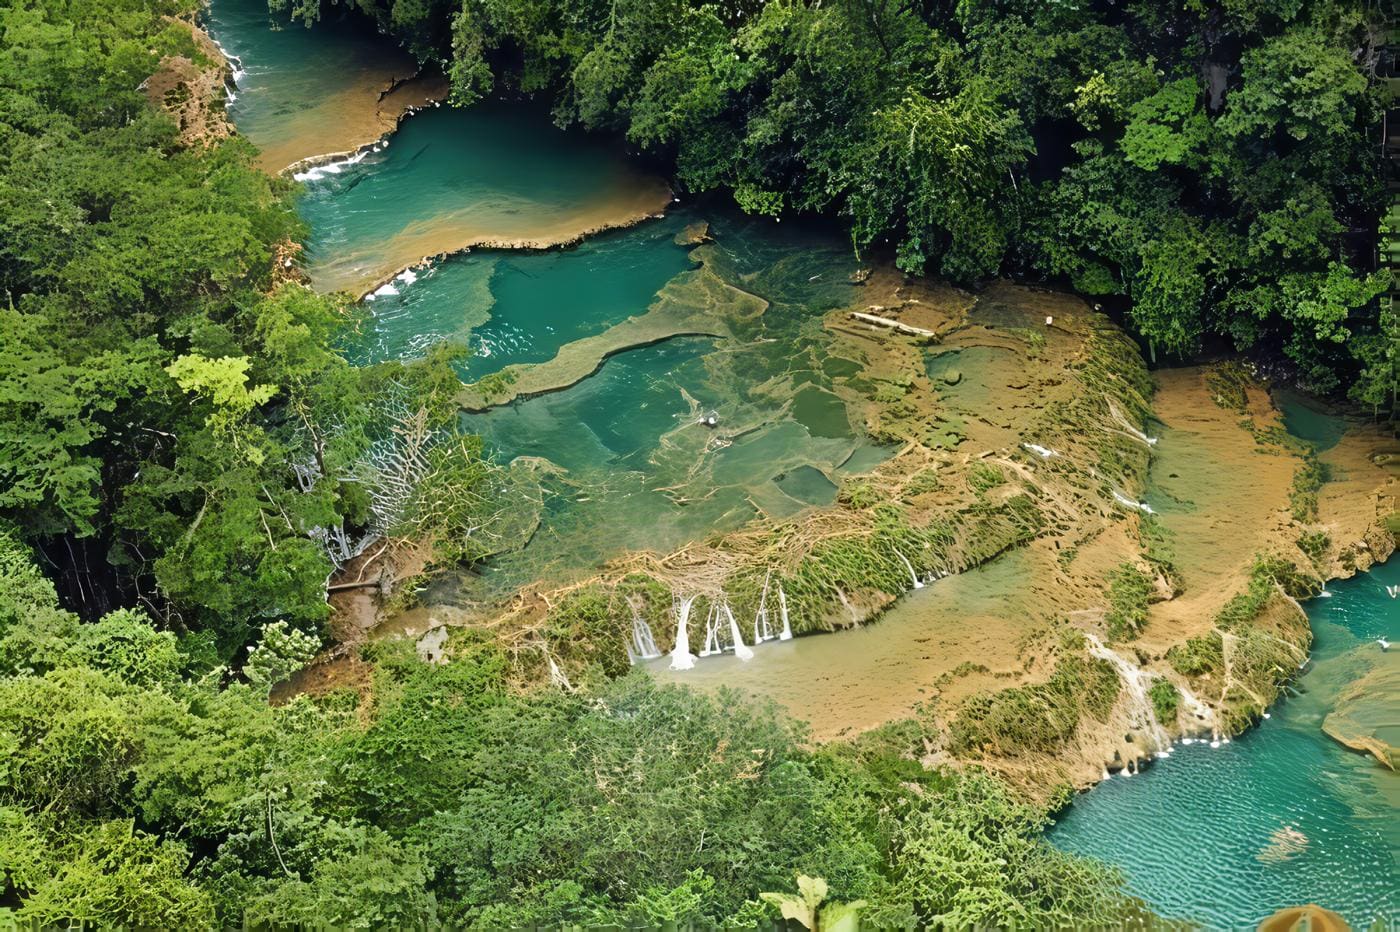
[208, 3, 1398, 927]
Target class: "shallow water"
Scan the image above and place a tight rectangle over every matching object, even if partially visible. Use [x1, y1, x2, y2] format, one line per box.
[1050, 560, 1399, 929]
[211, 6, 1398, 925]
[299, 102, 672, 294]
[206, 0, 434, 172]
[450, 212, 879, 592]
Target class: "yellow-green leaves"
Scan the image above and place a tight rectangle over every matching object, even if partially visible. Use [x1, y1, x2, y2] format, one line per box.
[166, 354, 276, 464]
[760, 875, 867, 931]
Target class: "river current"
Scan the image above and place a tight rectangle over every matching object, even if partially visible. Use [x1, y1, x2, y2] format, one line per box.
[209, 3, 1398, 927]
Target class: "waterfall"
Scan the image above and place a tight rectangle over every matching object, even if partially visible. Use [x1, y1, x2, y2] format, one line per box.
[669, 594, 697, 671]
[777, 585, 793, 640]
[724, 603, 754, 661]
[753, 572, 777, 643]
[1085, 633, 1169, 752]
[700, 603, 723, 657]
[1112, 490, 1155, 514]
[628, 604, 661, 662]
[1177, 682, 1217, 736]
[895, 549, 924, 589]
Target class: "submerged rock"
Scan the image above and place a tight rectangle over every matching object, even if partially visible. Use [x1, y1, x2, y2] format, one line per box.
[1322, 648, 1399, 770]
[674, 220, 712, 246]
[1257, 904, 1350, 932]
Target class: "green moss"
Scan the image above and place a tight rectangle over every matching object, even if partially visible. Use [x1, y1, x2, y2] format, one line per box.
[1167, 631, 1223, 677]
[1148, 678, 1180, 723]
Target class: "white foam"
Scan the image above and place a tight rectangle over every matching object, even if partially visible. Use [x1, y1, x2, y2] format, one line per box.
[293, 148, 371, 183]
[1113, 491, 1155, 514]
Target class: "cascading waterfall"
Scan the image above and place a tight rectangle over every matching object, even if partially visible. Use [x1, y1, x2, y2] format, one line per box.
[777, 585, 794, 640]
[1176, 682, 1218, 737]
[700, 603, 724, 657]
[724, 602, 755, 661]
[895, 549, 924, 590]
[627, 602, 662, 663]
[1085, 633, 1169, 753]
[752, 572, 777, 643]
[669, 594, 697, 671]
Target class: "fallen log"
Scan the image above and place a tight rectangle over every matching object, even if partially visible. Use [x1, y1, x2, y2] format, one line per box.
[849, 311, 936, 337]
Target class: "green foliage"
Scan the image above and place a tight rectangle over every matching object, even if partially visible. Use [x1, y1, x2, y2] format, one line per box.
[1148, 679, 1180, 724]
[315, 0, 1394, 405]
[0, 1, 496, 654]
[242, 620, 320, 695]
[0, 537, 1132, 927]
[1105, 563, 1153, 639]
[950, 638, 1121, 755]
[1121, 78, 1209, 171]
[2, 816, 215, 928]
[760, 874, 864, 931]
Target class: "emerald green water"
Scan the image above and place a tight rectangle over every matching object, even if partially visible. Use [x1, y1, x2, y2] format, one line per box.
[1051, 560, 1399, 928]
[212, 5, 1397, 926]
[348, 216, 694, 378]
[296, 101, 671, 294]
[205, 0, 425, 172]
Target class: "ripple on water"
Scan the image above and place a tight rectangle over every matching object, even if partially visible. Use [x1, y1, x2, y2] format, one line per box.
[1050, 561, 1400, 930]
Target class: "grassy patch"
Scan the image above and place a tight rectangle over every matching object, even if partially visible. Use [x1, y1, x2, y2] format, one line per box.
[967, 463, 1006, 494]
[1289, 453, 1328, 523]
[1296, 530, 1330, 564]
[1167, 631, 1223, 677]
[1105, 563, 1152, 639]
[949, 636, 1121, 756]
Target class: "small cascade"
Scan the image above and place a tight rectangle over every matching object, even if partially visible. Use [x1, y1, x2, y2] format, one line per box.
[669, 595, 698, 671]
[724, 603, 755, 661]
[752, 572, 777, 643]
[1177, 682, 1218, 737]
[628, 603, 662, 663]
[777, 585, 794, 640]
[700, 603, 724, 657]
[1085, 633, 1170, 753]
[548, 656, 572, 691]
[895, 549, 924, 590]
[1112, 490, 1155, 514]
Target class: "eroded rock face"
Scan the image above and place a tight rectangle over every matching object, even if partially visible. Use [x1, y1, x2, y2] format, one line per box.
[1323, 649, 1399, 771]
[143, 19, 235, 149]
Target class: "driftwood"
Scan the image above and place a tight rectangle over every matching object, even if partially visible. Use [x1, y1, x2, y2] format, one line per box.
[849, 311, 936, 337]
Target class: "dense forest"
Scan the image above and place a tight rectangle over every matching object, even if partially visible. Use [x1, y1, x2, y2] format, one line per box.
[0, 0, 1392, 926]
[287, 0, 1398, 407]
[0, 0, 1140, 926]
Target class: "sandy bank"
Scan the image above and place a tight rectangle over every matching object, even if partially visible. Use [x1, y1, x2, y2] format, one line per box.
[247, 62, 449, 175]
[313, 177, 674, 298]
